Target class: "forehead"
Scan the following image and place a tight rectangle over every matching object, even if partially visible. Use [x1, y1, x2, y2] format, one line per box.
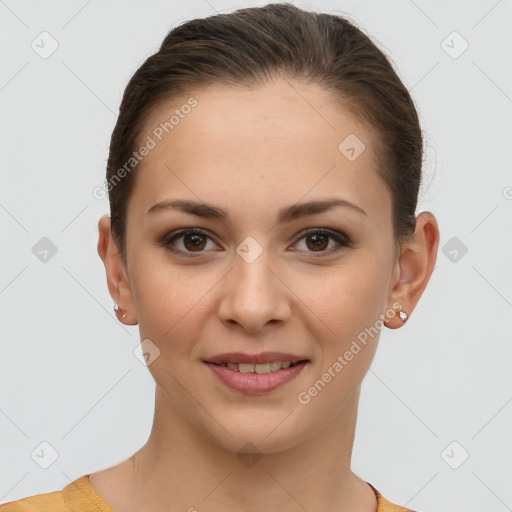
[129, 78, 391, 225]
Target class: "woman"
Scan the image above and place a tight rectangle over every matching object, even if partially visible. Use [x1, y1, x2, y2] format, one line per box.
[1, 3, 439, 511]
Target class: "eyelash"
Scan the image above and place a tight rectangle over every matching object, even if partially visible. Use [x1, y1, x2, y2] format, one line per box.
[160, 227, 352, 259]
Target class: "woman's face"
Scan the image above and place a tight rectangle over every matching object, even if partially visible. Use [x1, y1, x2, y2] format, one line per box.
[117, 78, 402, 453]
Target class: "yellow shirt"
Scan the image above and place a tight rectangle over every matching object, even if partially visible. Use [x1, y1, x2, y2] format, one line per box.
[0, 475, 417, 511]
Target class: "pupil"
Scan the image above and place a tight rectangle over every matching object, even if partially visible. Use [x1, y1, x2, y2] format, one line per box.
[185, 234, 206, 251]
[307, 233, 327, 251]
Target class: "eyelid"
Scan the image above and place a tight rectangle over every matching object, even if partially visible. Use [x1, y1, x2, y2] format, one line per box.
[295, 227, 351, 245]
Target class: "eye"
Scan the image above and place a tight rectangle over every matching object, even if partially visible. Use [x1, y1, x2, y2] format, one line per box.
[292, 228, 352, 257]
[161, 228, 219, 258]
[161, 227, 352, 259]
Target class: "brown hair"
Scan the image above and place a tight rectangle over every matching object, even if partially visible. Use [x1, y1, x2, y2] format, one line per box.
[106, 2, 423, 261]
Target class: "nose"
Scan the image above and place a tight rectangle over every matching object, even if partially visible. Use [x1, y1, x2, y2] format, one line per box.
[217, 244, 291, 333]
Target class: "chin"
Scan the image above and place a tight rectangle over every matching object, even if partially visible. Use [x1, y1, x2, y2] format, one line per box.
[199, 412, 309, 456]
[215, 433, 300, 457]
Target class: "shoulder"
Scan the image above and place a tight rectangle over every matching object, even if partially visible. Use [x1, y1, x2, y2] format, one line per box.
[366, 481, 420, 512]
[0, 489, 69, 511]
[0, 475, 97, 512]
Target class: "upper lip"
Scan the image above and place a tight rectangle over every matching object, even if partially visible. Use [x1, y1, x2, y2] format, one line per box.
[204, 352, 309, 365]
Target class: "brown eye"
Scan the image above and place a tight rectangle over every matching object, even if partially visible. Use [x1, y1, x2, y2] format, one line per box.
[183, 233, 207, 251]
[162, 227, 351, 259]
[162, 228, 218, 258]
[294, 228, 351, 257]
[305, 232, 329, 251]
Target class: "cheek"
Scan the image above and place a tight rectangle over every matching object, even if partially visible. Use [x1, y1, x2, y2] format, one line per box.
[129, 253, 216, 346]
[292, 255, 389, 346]
[292, 262, 386, 419]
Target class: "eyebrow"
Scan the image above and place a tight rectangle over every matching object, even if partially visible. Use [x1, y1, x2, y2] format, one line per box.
[146, 197, 367, 223]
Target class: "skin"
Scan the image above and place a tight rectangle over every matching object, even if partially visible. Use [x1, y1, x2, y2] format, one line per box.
[95, 77, 439, 512]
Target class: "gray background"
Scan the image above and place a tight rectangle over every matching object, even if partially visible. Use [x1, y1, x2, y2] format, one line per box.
[1, 0, 511, 510]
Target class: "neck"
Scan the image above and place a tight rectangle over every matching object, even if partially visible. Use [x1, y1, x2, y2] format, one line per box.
[120, 384, 376, 512]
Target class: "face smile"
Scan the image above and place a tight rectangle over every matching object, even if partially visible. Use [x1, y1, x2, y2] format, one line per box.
[103, 77, 406, 453]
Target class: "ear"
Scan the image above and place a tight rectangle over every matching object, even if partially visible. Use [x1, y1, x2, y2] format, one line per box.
[385, 211, 440, 329]
[97, 214, 137, 325]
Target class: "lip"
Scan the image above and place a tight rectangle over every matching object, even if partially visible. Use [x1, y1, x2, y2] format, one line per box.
[203, 360, 309, 394]
[203, 351, 308, 365]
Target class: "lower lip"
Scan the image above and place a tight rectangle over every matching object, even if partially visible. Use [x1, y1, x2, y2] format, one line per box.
[204, 361, 308, 394]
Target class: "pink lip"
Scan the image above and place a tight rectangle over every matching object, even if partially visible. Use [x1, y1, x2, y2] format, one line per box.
[204, 351, 308, 365]
[204, 360, 308, 394]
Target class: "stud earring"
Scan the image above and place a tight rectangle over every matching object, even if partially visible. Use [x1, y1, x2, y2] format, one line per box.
[113, 304, 126, 320]
[399, 311, 408, 323]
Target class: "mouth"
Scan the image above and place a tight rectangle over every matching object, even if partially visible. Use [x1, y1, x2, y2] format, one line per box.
[202, 354, 310, 394]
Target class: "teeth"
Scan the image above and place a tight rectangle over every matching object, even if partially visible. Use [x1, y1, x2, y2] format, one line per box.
[255, 363, 271, 374]
[218, 361, 299, 373]
[239, 363, 255, 373]
[269, 361, 282, 371]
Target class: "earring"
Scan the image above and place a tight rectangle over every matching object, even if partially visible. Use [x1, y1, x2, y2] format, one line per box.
[113, 304, 127, 320]
[399, 311, 408, 323]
